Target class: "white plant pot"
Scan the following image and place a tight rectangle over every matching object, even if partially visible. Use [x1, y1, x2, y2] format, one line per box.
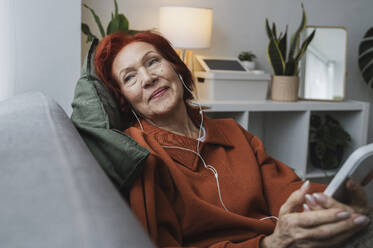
[241, 61, 255, 70]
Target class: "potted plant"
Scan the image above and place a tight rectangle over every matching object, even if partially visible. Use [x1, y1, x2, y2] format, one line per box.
[309, 114, 351, 170]
[238, 51, 257, 70]
[81, 0, 140, 43]
[265, 4, 315, 101]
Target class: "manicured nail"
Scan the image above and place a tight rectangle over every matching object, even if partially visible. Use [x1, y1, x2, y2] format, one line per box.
[303, 203, 310, 211]
[313, 193, 327, 204]
[336, 211, 350, 219]
[354, 215, 370, 225]
[301, 180, 310, 190]
[305, 194, 316, 206]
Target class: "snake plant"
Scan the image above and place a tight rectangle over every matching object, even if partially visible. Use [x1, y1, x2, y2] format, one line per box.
[358, 27, 373, 89]
[81, 0, 139, 43]
[265, 4, 315, 76]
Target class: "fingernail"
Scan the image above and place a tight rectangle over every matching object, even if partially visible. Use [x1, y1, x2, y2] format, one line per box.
[336, 211, 350, 219]
[305, 194, 316, 206]
[313, 193, 327, 204]
[354, 215, 370, 225]
[301, 180, 310, 190]
[303, 203, 310, 211]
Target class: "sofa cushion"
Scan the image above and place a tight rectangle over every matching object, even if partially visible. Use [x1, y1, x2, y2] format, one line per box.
[0, 92, 155, 247]
[71, 39, 149, 197]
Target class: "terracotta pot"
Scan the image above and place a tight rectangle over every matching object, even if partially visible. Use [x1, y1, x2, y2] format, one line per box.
[271, 76, 299, 101]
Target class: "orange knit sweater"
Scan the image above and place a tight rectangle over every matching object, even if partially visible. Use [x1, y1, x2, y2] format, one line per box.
[124, 117, 325, 248]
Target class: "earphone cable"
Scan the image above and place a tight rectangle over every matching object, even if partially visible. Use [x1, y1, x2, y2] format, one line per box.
[162, 145, 229, 212]
[130, 73, 281, 219]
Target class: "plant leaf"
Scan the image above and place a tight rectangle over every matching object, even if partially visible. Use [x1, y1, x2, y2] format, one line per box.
[128, 29, 141, 35]
[295, 29, 316, 62]
[267, 38, 285, 75]
[272, 22, 277, 39]
[107, 13, 129, 35]
[83, 4, 106, 38]
[81, 23, 98, 43]
[114, 0, 119, 16]
[278, 25, 288, 62]
[288, 3, 307, 61]
[315, 142, 326, 160]
[284, 58, 297, 75]
[265, 19, 274, 40]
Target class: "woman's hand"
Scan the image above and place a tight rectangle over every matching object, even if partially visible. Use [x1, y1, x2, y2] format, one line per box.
[304, 179, 372, 215]
[260, 181, 370, 248]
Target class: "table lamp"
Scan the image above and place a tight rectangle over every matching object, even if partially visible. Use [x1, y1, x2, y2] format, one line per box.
[159, 6, 213, 62]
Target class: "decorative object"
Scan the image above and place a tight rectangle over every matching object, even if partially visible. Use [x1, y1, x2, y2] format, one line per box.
[81, 0, 139, 43]
[265, 4, 315, 101]
[309, 114, 351, 170]
[238, 51, 256, 70]
[159, 6, 213, 62]
[194, 55, 270, 101]
[270, 76, 299, 101]
[358, 27, 373, 89]
[299, 26, 347, 101]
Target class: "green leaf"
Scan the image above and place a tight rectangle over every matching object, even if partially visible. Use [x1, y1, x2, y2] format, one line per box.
[288, 3, 307, 61]
[83, 4, 106, 38]
[128, 29, 141, 35]
[81, 23, 98, 43]
[315, 142, 326, 160]
[278, 25, 288, 62]
[324, 154, 339, 169]
[114, 0, 119, 16]
[107, 14, 129, 35]
[284, 59, 297, 75]
[267, 38, 285, 74]
[295, 29, 316, 62]
[272, 22, 277, 39]
[265, 19, 274, 40]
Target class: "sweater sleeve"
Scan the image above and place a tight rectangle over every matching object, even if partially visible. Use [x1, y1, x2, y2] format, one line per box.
[241, 128, 326, 217]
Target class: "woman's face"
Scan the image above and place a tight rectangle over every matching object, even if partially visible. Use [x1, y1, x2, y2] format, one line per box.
[112, 41, 185, 121]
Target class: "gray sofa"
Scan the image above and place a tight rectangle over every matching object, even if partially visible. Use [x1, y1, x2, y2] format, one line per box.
[0, 92, 155, 247]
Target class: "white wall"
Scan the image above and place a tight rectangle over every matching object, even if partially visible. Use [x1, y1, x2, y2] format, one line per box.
[10, 0, 81, 115]
[0, 0, 16, 101]
[82, 0, 373, 142]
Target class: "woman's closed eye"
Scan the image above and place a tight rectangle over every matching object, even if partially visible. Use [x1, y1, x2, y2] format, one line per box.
[147, 57, 160, 67]
[123, 73, 136, 84]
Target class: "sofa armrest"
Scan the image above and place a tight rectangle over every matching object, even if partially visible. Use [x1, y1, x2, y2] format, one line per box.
[0, 92, 155, 247]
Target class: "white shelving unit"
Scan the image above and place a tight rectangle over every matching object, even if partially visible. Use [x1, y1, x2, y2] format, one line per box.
[200, 100, 370, 179]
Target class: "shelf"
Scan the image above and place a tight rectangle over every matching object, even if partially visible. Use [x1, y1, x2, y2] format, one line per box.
[199, 100, 368, 112]
[305, 166, 338, 179]
[201, 100, 369, 179]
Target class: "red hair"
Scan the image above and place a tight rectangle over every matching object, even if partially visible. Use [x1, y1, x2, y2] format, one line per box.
[94, 30, 194, 120]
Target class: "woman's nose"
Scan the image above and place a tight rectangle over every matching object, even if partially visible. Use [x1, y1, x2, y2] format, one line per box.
[139, 67, 155, 88]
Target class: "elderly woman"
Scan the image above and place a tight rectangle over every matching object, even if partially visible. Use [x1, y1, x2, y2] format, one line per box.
[93, 31, 371, 248]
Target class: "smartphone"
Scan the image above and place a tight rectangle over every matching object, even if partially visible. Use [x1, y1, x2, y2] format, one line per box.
[324, 143, 373, 202]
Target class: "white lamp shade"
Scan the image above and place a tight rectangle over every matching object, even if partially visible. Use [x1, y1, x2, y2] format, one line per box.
[159, 6, 212, 49]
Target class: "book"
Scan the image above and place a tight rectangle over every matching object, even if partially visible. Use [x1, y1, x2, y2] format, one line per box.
[324, 143, 373, 202]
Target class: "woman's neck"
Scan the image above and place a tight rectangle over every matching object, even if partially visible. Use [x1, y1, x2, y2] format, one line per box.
[146, 103, 199, 139]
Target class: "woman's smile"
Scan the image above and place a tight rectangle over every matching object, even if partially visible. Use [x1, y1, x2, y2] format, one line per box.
[149, 86, 170, 102]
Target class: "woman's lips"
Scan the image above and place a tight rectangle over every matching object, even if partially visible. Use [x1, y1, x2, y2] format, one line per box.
[150, 86, 169, 101]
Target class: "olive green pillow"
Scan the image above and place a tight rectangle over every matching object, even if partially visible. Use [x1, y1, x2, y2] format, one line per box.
[71, 39, 149, 197]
